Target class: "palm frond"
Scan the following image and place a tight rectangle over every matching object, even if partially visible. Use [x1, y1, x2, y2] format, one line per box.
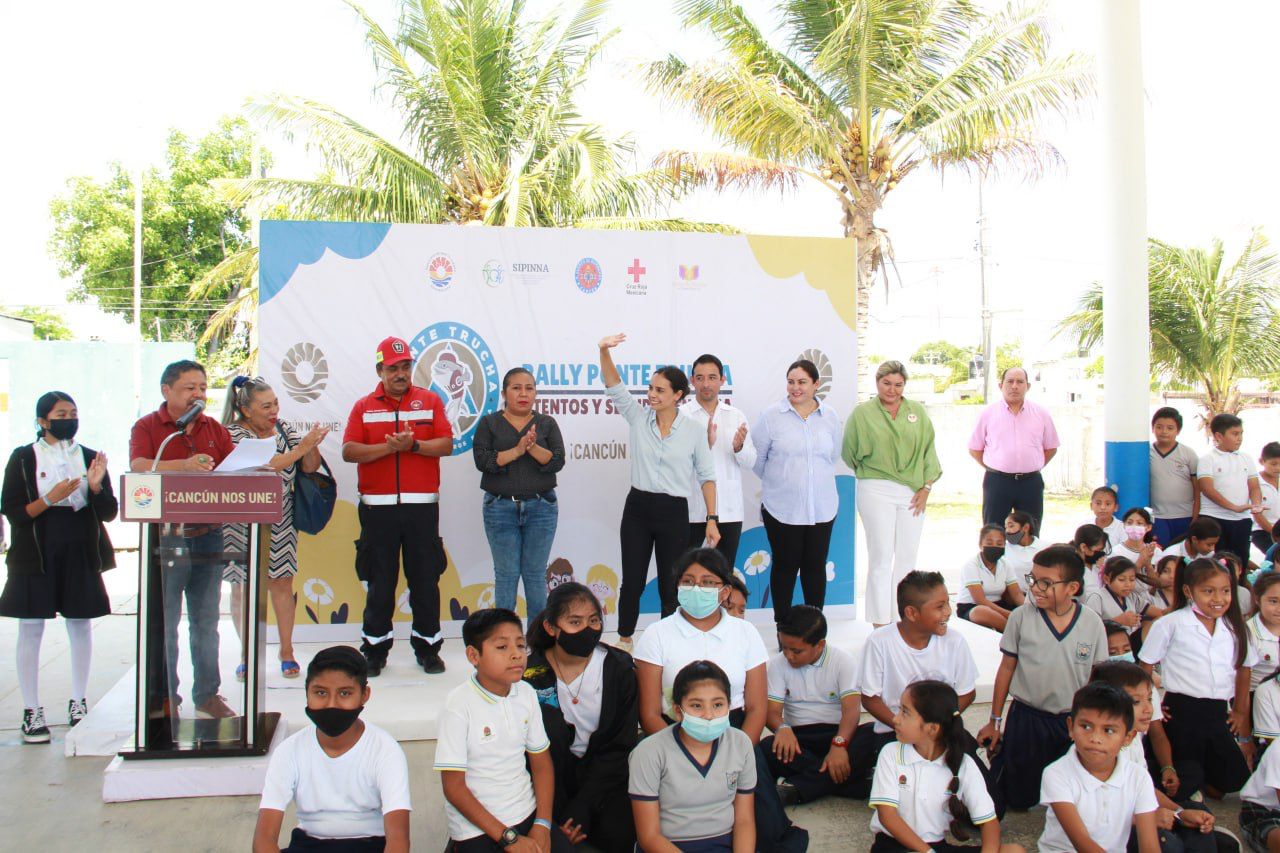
[652, 150, 804, 193]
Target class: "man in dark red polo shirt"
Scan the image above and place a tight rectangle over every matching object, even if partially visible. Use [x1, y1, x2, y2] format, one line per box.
[129, 359, 236, 719]
[343, 336, 453, 676]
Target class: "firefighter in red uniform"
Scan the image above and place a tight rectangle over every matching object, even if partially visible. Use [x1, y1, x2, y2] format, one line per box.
[342, 337, 453, 675]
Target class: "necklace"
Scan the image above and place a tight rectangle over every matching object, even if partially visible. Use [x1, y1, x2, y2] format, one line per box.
[548, 651, 589, 705]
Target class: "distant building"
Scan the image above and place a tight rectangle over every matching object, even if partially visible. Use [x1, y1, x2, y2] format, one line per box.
[0, 315, 35, 342]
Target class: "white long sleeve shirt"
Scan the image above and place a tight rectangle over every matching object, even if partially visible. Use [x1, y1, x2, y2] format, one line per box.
[680, 399, 757, 523]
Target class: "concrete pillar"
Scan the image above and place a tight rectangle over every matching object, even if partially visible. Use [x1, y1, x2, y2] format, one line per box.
[1099, 0, 1151, 507]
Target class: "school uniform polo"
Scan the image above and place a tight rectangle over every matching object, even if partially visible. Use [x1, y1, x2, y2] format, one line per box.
[1243, 734, 1280, 809]
[1112, 540, 1163, 567]
[868, 742, 996, 843]
[633, 609, 768, 713]
[1097, 517, 1126, 548]
[1083, 588, 1148, 624]
[766, 644, 859, 727]
[1251, 614, 1280, 689]
[859, 624, 978, 734]
[1256, 477, 1280, 534]
[1254, 679, 1280, 741]
[1000, 602, 1108, 714]
[627, 724, 756, 845]
[433, 677, 550, 841]
[1150, 442, 1200, 520]
[956, 553, 1018, 606]
[1139, 606, 1258, 700]
[1004, 537, 1040, 591]
[1038, 746, 1158, 853]
[1198, 447, 1258, 522]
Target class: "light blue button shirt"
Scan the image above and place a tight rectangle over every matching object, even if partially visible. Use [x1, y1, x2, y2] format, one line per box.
[606, 382, 715, 499]
[752, 398, 842, 525]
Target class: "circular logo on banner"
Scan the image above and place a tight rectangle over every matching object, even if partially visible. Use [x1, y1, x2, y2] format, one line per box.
[132, 485, 154, 508]
[797, 347, 833, 401]
[411, 321, 499, 454]
[575, 257, 602, 294]
[280, 342, 329, 403]
[427, 253, 455, 291]
[482, 259, 504, 287]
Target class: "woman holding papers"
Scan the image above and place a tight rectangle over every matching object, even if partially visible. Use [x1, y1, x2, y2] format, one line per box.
[0, 391, 117, 743]
[221, 376, 327, 679]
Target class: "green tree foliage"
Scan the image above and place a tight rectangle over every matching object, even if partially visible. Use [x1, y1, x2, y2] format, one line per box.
[5, 307, 73, 341]
[48, 117, 261, 343]
[911, 340, 972, 390]
[1059, 230, 1280, 420]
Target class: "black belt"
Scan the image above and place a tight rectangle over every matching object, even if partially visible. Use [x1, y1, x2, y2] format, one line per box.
[487, 490, 552, 502]
[988, 469, 1039, 481]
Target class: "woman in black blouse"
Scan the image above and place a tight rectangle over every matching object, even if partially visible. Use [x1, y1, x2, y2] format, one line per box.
[472, 367, 566, 619]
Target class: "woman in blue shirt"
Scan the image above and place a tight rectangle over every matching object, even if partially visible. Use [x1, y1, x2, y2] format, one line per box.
[752, 359, 842, 623]
[598, 333, 717, 651]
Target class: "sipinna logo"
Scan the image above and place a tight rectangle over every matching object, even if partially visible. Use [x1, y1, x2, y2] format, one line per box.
[481, 259, 504, 287]
[410, 321, 499, 454]
[427, 253, 455, 291]
[280, 342, 329, 403]
[574, 257, 602, 294]
[132, 485, 154, 508]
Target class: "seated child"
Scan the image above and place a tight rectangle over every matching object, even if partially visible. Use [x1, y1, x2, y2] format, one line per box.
[1083, 557, 1147, 647]
[1090, 486, 1127, 549]
[725, 574, 749, 619]
[1038, 683, 1160, 852]
[978, 545, 1109, 811]
[1218, 551, 1254, 615]
[1162, 516, 1221, 562]
[762, 605, 861, 804]
[956, 524, 1024, 632]
[254, 646, 411, 853]
[1252, 573, 1280, 690]
[1113, 507, 1162, 575]
[1137, 554, 1179, 619]
[435, 608, 568, 852]
[868, 680, 1022, 853]
[1104, 621, 1135, 662]
[1252, 442, 1280, 558]
[628, 660, 756, 853]
[1003, 510, 1041, 592]
[1240, 713, 1280, 852]
[1074, 524, 1113, 594]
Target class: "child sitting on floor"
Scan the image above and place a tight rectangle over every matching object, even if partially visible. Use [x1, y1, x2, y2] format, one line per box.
[1083, 557, 1147, 648]
[956, 524, 1024, 632]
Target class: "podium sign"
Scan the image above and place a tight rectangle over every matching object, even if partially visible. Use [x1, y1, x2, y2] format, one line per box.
[119, 470, 285, 760]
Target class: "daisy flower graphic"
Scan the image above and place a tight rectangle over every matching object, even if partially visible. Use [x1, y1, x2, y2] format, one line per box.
[302, 578, 335, 605]
[743, 550, 771, 576]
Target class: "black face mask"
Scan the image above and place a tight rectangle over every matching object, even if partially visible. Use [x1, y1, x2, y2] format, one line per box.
[555, 625, 602, 658]
[306, 704, 364, 738]
[47, 419, 79, 441]
[982, 546, 1006, 564]
[1084, 550, 1105, 565]
[1006, 529, 1026, 546]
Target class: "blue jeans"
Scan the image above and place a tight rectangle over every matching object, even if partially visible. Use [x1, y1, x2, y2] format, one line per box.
[483, 491, 558, 620]
[160, 530, 224, 707]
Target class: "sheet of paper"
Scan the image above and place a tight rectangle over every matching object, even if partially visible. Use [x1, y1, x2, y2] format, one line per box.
[214, 437, 277, 472]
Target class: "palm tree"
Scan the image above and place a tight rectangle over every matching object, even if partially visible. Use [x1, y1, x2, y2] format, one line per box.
[192, 0, 716, 363]
[644, 0, 1093, 386]
[1058, 230, 1280, 423]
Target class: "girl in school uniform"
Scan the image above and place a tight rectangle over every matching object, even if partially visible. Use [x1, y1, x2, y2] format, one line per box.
[1002, 510, 1040, 593]
[1083, 557, 1147, 649]
[868, 680, 1022, 852]
[628, 660, 756, 853]
[1139, 556, 1257, 799]
[956, 524, 1024, 632]
[1112, 507, 1162, 575]
[524, 581, 638, 851]
[1072, 524, 1112, 594]
[1219, 551, 1254, 615]
[1, 391, 116, 743]
[1137, 554, 1179, 620]
[1248, 574, 1280, 754]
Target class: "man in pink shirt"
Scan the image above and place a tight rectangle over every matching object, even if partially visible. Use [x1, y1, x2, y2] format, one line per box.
[968, 367, 1060, 525]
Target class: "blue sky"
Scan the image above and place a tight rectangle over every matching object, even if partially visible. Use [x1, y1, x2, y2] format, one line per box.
[3, 0, 1277, 361]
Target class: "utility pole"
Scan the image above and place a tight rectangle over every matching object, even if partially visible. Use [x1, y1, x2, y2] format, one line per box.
[977, 176, 995, 403]
[132, 162, 144, 417]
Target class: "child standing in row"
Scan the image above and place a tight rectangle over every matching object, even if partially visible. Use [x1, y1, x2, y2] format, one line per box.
[1198, 413, 1264, 567]
[1149, 406, 1201, 547]
[868, 680, 1021, 853]
[1139, 557, 1256, 800]
[956, 525, 1024, 632]
[1089, 487, 1126, 549]
[977, 545, 1109, 810]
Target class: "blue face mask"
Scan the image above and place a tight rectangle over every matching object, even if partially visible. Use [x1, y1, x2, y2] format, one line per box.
[678, 586, 723, 619]
[1110, 651, 1136, 663]
[680, 711, 731, 743]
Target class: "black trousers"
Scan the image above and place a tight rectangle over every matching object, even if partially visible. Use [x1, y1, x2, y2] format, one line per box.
[282, 828, 385, 852]
[990, 700, 1070, 810]
[688, 521, 743, 571]
[1163, 692, 1251, 797]
[761, 507, 834, 623]
[726, 710, 809, 853]
[448, 813, 574, 852]
[761, 723, 864, 803]
[981, 470, 1044, 527]
[356, 502, 444, 661]
[1207, 516, 1254, 568]
[618, 489, 689, 637]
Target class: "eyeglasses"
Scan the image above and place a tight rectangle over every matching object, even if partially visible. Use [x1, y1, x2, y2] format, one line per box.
[1024, 574, 1072, 593]
[678, 580, 724, 591]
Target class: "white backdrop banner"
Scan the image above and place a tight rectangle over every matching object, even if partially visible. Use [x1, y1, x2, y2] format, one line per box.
[258, 221, 859, 638]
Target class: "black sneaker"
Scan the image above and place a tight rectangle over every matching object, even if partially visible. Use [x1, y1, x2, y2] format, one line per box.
[22, 708, 50, 744]
[777, 781, 803, 806]
[68, 699, 88, 727]
[417, 653, 446, 675]
[364, 655, 385, 678]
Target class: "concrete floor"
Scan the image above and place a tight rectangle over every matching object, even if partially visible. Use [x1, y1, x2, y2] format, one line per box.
[0, 503, 1250, 851]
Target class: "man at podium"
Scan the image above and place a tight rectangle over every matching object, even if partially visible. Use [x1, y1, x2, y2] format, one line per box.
[129, 359, 236, 719]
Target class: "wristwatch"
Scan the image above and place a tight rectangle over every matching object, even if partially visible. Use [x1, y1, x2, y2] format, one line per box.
[706, 514, 719, 522]
[411, 440, 421, 454]
[499, 827, 520, 847]
[831, 735, 849, 748]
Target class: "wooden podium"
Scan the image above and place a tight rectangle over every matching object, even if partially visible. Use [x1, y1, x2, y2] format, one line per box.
[118, 470, 284, 759]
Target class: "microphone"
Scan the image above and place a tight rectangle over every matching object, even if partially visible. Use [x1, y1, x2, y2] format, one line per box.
[174, 399, 206, 429]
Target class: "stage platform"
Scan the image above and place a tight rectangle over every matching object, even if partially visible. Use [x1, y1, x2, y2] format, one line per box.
[70, 614, 1003, 763]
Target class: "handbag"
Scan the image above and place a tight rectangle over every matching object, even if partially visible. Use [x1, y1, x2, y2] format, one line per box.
[276, 423, 336, 535]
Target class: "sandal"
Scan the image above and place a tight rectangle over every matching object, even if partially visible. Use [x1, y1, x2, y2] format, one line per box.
[235, 663, 247, 683]
[281, 660, 301, 679]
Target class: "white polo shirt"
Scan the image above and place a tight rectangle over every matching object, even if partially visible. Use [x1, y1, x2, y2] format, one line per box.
[680, 399, 757, 524]
[433, 677, 550, 841]
[1097, 517, 1127, 549]
[1254, 679, 1280, 741]
[1256, 476, 1280, 533]
[1198, 447, 1258, 521]
[1250, 614, 1280, 689]
[1004, 537, 1040, 592]
[1139, 606, 1258, 700]
[766, 644, 859, 727]
[1038, 746, 1158, 853]
[859, 624, 978, 734]
[868, 742, 996, 844]
[957, 553, 1018, 606]
[634, 609, 768, 713]
[1112, 540, 1162, 568]
[1243, 725, 1280, 809]
[260, 722, 411, 840]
